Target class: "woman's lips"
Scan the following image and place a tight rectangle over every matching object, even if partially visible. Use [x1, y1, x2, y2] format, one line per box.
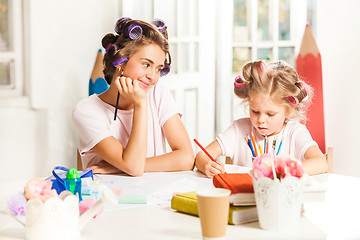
[138, 80, 150, 88]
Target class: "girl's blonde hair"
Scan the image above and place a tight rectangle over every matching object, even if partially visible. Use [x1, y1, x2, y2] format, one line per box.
[234, 60, 313, 123]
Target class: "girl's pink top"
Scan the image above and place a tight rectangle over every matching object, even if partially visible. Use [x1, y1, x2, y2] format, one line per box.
[72, 84, 180, 169]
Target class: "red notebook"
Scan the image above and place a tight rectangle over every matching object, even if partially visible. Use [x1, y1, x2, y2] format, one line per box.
[213, 173, 255, 206]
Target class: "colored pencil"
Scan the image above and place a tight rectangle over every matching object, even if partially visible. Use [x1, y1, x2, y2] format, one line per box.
[258, 143, 263, 155]
[264, 135, 268, 154]
[193, 139, 218, 164]
[247, 136, 256, 157]
[276, 137, 284, 155]
[250, 132, 258, 156]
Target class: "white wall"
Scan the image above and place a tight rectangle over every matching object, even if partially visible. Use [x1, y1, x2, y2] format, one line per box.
[317, 0, 360, 177]
[0, 0, 120, 182]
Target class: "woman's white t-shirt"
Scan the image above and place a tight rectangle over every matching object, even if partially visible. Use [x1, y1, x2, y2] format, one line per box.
[72, 83, 180, 169]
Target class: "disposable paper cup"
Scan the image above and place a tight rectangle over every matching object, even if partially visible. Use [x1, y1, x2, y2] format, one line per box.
[197, 188, 231, 239]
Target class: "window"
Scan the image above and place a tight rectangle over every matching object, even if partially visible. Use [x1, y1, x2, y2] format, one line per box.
[232, 0, 299, 73]
[0, 0, 23, 98]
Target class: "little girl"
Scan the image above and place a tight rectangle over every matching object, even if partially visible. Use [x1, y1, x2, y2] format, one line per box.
[195, 60, 327, 178]
[72, 18, 194, 176]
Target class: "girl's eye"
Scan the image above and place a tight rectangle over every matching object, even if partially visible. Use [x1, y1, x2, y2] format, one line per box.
[252, 110, 259, 114]
[268, 113, 276, 117]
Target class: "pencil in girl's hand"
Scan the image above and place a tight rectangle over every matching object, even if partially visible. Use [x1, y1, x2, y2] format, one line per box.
[193, 139, 216, 162]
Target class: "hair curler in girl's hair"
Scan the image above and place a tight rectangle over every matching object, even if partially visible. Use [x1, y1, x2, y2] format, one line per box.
[112, 57, 128, 68]
[286, 96, 299, 105]
[128, 25, 143, 40]
[160, 64, 171, 77]
[298, 81, 311, 101]
[287, 81, 311, 105]
[234, 75, 246, 88]
[151, 18, 166, 32]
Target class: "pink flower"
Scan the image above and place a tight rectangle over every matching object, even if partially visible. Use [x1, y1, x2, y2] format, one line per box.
[24, 178, 54, 203]
[252, 153, 304, 180]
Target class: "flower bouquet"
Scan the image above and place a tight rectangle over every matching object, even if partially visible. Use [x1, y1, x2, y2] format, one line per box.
[251, 153, 305, 231]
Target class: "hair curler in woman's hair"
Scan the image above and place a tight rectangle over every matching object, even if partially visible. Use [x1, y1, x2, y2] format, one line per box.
[151, 18, 166, 32]
[128, 24, 143, 40]
[234, 75, 246, 88]
[160, 64, 171, 77]
[112, 57, 128, 68]
[115, 17, 132, 34]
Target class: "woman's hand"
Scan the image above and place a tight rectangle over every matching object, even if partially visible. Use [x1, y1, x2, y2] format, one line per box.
[203, 160, 225, 178]
[113, 68, 147, 107]
[86, 160, 123, 174]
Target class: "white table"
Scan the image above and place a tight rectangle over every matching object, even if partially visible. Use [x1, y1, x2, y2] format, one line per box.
[0, 172, 359, 239]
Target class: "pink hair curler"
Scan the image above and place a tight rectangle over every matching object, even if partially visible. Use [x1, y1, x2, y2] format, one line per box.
[286, 96, 299, 105]
[234, 75, 245, 88]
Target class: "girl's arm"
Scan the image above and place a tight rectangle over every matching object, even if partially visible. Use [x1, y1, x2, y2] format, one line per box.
[144, 114, 194, 171]
[302, 145, 328, 175]
[194, 140, 225, 178]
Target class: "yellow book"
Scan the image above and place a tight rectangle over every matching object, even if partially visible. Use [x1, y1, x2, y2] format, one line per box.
[171, 191, 258, 225]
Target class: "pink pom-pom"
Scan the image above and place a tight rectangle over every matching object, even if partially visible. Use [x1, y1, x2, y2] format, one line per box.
[24, 178, 53, 203]
[7, 194, 26, 216]
[79, 199, 103, 218]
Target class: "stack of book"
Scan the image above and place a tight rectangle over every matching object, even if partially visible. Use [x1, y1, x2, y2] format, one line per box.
[171, 191, 258, 225]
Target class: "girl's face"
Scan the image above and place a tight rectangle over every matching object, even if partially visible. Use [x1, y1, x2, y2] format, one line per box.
[249, 94, 291, 137]
[122, 44, 166, 91]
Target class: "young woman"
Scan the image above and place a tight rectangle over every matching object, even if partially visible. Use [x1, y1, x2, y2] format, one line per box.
[72, 18, 194, 176]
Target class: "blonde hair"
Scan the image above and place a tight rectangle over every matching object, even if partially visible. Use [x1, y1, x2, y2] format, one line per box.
[234, 60, 313, 123]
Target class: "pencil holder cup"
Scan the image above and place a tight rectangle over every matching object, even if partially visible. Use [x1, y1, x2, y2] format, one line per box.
[25, 195, 81, 240]
[253, 176, 304, 232]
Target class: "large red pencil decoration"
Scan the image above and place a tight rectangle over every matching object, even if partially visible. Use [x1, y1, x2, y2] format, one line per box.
[296, 24, 325, 153]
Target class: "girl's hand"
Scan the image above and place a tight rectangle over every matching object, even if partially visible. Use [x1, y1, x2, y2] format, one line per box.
[86, 160, 123, 174]
[204, 161, 225, 178]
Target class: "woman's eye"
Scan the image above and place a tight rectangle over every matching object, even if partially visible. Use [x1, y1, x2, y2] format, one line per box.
[143, 63, 150, 67]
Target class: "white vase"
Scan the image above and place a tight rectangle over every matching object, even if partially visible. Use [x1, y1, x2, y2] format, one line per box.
[253, 176, 304, 232]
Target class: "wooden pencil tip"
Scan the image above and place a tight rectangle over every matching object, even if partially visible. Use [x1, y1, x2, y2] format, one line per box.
[306, 23, 311, 28]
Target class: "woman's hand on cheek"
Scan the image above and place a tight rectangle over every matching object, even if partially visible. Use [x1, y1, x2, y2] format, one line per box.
[116, 76, 147, 106]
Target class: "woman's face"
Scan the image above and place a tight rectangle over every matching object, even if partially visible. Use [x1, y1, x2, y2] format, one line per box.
[122, 44, 166, 91]
[249, 94, 291, 137]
